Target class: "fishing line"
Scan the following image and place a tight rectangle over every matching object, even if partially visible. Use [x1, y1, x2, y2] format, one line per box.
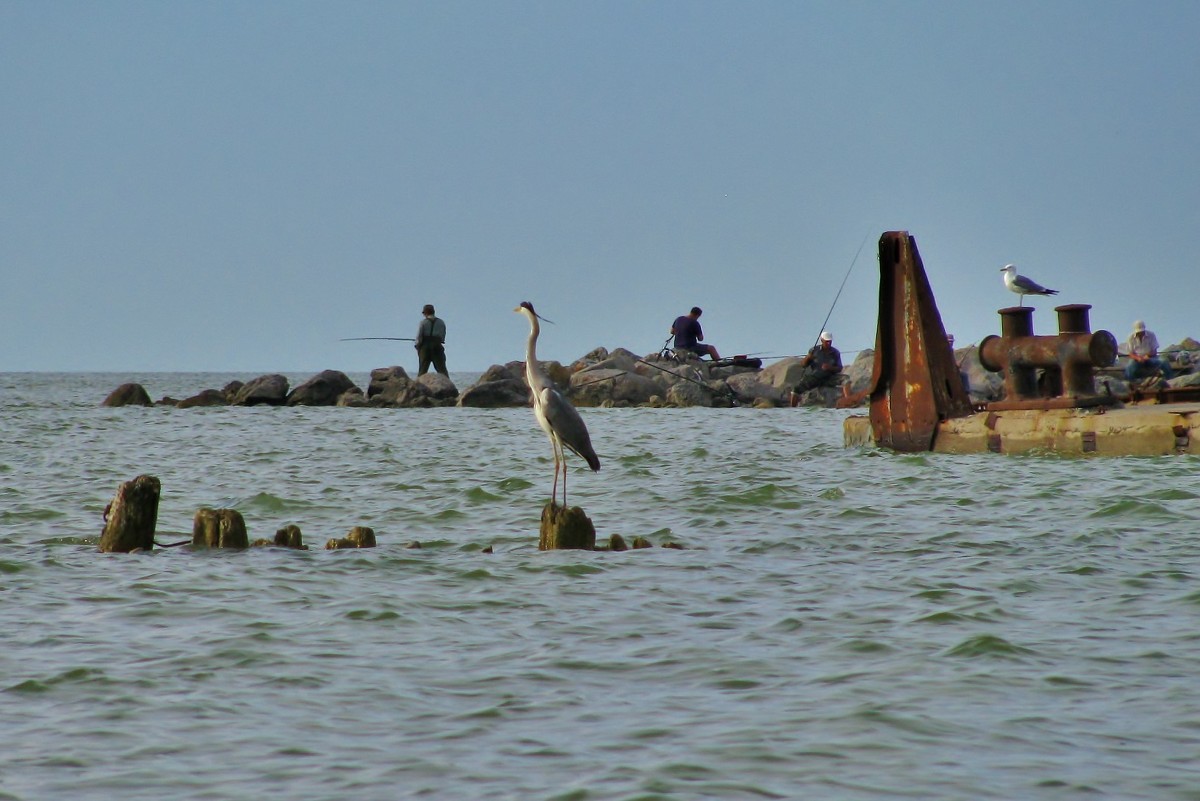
[340, 337, 416, 342]
[810, 231, 871, 351]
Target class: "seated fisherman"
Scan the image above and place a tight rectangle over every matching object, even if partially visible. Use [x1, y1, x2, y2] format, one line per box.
[1124, 320, 1173, 382]
[670, 306, 720, 360]
[789, 331, 843, 406]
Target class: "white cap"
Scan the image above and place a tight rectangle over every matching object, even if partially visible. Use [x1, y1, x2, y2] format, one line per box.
[1132, 320, 1146, 333]
[820, 331, 833, 342]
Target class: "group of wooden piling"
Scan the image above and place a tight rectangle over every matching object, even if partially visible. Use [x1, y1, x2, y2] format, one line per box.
[98, 475, 378, 554]
[97, 475, 677, 554]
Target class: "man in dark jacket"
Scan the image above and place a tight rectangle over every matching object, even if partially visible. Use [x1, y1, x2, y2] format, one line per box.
[415, 304, 449, 376]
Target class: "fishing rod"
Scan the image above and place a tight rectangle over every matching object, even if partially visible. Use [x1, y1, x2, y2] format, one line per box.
[340, 337, 416, 342]
[808, 231, 871, 352]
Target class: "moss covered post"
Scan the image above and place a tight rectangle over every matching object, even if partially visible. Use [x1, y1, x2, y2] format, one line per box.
[539, 503, 596, 550]
[192, 508, 249, 549]
[98, 475, 161, 553]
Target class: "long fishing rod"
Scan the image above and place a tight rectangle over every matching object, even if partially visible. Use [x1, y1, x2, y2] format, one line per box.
[809, 231, 872, 351]
[340, 337, 416, 342]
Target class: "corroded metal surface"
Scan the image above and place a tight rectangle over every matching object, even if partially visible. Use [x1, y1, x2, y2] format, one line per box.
[979, 303, 1117, 407]
[866, 232, 972, 452]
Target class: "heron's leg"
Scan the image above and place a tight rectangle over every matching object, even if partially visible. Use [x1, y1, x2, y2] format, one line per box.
[549, 434, 563, 507]
[561, 448, 568, 507]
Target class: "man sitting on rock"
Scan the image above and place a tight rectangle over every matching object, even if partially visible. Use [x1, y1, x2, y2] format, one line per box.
[789, 331, 842, 406]
[670, 306, 720, 361]
[1124, 320, 1173, 384]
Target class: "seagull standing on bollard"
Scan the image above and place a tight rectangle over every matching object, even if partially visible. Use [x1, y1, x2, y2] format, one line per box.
[1001, 264, 1059, 306]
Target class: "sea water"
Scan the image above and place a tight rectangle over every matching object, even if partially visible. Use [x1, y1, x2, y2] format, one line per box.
[2, 372, 1199, 800]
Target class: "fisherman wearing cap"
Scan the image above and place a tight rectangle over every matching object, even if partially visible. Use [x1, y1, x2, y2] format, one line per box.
[789, 331, 843, 406]
[1124, 320, 1172, 383]
[415, 304, 449, 376]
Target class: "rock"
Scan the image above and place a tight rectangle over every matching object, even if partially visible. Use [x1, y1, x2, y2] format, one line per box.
[416, 372, 459, 402]
[759, 357, 808, 391]
[726, 372, 785, 405]
[570, 368, 659, 407]
[793, 382, 844, 408]
[580, 348, 639, 374]
[368, 366, 409, 398]
[222, 380, 244, 401]
[102, 383, 153, 407]
[98, 475, 160, 553]
[176, 388, 229, 409]
[232, 374, 289, 406]
[843, 350, 875, 397]
[369, 377, 435, 408]
[961, 348, 1005, 402]
[569, 347, 610, 372]
[287, 370, 358, 406]
[457, 378, 530, 408]
[337, 387, 367, 407]
[478, 364, 517, 383]
[192, 508, 249, 549]
[1170, 372, 1200, 388]
[666, 380, 713, 407]
[608, 533, 628, 551]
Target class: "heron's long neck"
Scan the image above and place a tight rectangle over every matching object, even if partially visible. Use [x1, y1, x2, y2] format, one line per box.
[525, 316, 540, 382]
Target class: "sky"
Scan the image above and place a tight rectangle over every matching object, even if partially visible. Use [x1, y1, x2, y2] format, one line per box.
[2, 0, 1198, 374]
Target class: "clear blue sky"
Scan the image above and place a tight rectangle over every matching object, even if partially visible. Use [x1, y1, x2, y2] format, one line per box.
[3, 1, 1197, 373]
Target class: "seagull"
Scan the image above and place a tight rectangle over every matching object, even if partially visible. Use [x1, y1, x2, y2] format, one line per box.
[1000, 264, 1058, 306]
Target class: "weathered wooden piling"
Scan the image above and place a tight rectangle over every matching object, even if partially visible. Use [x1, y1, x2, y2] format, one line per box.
[275, 524, 305, 549]
[192, 508, 249, 549]
[98, 474, 161, 553]
[252, 524, 307, 549]
[539, 503, 596, 550]
[325, 526, 377, 549]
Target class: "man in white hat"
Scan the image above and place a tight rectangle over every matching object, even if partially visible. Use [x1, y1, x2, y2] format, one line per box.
[1124, 320, 1172, 383]
[789, 331, 843, 406]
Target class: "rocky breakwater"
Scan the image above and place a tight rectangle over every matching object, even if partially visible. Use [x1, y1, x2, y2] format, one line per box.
[102, 368, 460, 409]
[457, 346, 877, 409]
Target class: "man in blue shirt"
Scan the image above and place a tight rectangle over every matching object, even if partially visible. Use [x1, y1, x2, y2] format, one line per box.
[670, 306, 721, 361]
[1124, 320, 1172, 383]
[789, 331, 842, 406]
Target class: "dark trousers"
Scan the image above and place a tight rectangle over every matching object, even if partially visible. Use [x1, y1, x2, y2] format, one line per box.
[794, 367, 836, 394]
[418, 343, 448, 376]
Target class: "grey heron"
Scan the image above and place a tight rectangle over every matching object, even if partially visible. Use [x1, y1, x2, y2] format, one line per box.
[514, 301, 600, 507]
[1001, 264, 1058, 306]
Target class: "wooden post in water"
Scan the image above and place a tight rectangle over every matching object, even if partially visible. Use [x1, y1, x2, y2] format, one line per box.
[539, 503, 596, 550]
[192, 508, 249, 549]
[275, 524, 304, 548]
[325, 526, 377, 549]
[98, 475, 161, 553]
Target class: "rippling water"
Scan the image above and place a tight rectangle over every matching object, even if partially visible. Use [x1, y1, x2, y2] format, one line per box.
[3, 372, 1199, 800]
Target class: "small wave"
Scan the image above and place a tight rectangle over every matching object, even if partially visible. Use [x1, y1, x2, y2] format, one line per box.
[230, 492, 314, 513]
[945, 633, 1036, 658]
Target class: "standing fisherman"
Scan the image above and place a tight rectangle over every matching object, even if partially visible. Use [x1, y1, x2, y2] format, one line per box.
[415, 304, 449, 376]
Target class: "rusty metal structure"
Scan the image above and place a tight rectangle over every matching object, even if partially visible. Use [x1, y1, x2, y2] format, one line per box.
[864, 232, 973, 452]
[978, 305, 1118, 410]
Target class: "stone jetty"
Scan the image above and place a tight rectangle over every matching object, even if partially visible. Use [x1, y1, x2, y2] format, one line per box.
[99, 337, 1200, 412]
